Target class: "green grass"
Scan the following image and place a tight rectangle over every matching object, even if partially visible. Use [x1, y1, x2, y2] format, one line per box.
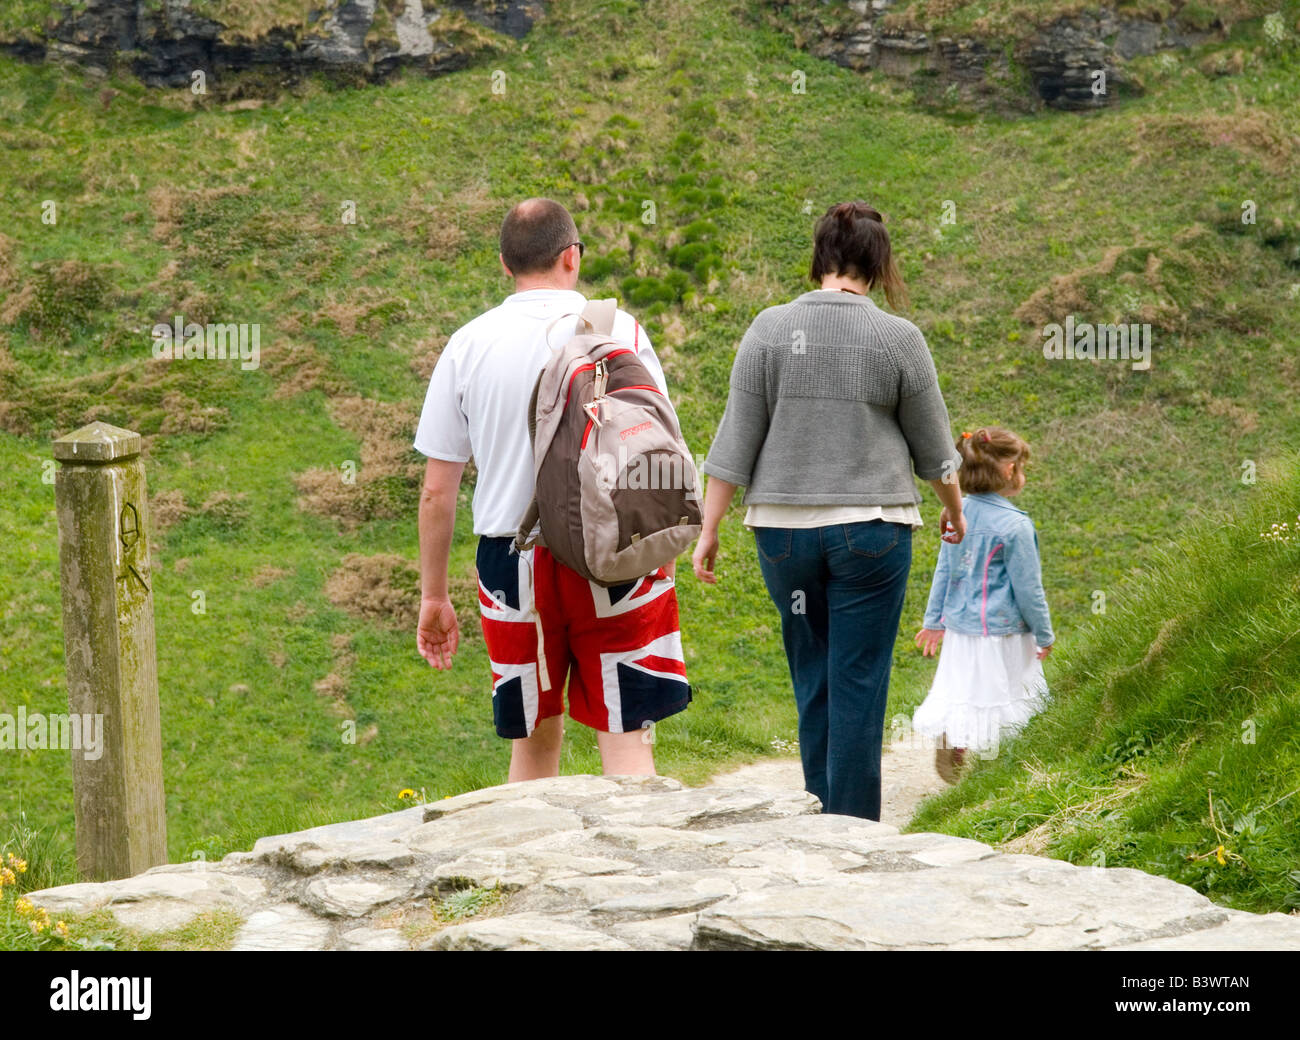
[0, 0, 1298, 921]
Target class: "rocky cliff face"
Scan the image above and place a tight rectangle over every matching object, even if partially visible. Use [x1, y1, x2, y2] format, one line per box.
[2, 0, 545, 87]
[24, 774, 1300, 950]
[767, 0, 1220, 110]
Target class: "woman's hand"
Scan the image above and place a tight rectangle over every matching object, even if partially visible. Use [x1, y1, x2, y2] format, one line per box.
[939, 505, 965, 544]
[914, 627, 944, 657]
[692, 529, 720, 584]
[692, 475, 738, 585]
[928, 478, 964, 544]
[1036, 643, 1053, 661]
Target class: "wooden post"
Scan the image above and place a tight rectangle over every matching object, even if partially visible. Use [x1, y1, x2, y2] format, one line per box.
[53, 421, 167, 881]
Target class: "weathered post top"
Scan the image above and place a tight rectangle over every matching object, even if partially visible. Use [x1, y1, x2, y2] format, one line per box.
[54, 420, 167, 882]
[53, 421, 142, 464]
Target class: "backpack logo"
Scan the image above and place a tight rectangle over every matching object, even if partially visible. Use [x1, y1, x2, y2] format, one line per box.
[619, 420, 652, 441]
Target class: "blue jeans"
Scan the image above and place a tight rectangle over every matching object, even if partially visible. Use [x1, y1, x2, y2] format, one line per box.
[753, 521, 913, 820]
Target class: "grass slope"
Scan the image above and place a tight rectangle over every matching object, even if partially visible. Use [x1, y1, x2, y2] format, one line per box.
[910, 460, 1300, 914]
[0, 0, 1297, 914]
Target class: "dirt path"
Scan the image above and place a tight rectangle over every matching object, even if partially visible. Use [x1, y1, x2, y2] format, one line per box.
[707, 741, 948, 827]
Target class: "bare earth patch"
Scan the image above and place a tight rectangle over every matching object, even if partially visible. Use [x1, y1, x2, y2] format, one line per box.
[293, 395, 423, 529]
[149, 489, 192, 536]
[251, 564, 291, 588]
[314, 632, 357, 719]
[323, 552, 420, 630]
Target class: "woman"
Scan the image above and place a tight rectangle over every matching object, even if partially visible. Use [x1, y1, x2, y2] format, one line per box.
[692, 201, 965, 821]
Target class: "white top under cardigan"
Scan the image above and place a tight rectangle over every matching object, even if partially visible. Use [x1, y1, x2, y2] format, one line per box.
[744, 502, 923, 529]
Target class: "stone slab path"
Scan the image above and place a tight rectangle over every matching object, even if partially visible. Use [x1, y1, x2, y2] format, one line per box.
[709, 740, 949, 826]
[25, 774, 1300, 950]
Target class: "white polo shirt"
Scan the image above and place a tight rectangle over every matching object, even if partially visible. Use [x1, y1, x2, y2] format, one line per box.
[413, 289, 669, 537]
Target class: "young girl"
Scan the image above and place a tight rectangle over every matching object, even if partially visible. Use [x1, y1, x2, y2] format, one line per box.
[913, 426, 1054, 783]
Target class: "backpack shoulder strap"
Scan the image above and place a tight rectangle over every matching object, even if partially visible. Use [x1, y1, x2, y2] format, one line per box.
[514, 498, 540, 555]
[514, 368, 546, 554]
[580, 298, 617, 337]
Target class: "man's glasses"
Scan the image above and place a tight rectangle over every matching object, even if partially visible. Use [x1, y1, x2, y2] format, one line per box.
[556, 241, 585, 259]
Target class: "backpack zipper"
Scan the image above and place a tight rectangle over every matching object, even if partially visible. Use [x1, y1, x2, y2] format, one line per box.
[564, 348, 634, 409]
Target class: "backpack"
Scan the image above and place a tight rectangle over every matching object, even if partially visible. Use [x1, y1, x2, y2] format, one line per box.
[514, 299, 702, 586]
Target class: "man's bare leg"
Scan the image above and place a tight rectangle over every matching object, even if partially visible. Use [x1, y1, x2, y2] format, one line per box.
[508, 714, 564, 782]
[597, 727, 656, 776]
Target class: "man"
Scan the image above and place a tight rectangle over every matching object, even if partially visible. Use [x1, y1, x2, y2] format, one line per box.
[414, 198, 692, 781]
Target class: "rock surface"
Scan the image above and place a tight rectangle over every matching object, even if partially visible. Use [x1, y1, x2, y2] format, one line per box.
[24, 774, 1300, 950]
[1, 0, 545, 87]
[765, 0, 1221, 109]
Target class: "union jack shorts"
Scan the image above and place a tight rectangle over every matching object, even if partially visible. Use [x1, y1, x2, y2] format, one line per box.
[475, 536, 692, 739]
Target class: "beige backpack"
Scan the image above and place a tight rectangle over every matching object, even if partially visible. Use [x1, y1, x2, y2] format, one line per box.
[514, 299, 702, 585]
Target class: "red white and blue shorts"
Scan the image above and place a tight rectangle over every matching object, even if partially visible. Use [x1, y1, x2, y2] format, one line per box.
[475, 536, 692, 739]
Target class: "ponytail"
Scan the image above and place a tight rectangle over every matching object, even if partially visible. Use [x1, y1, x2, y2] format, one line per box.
[956, 426, 1030, 494]
[810, 201, 910, 311]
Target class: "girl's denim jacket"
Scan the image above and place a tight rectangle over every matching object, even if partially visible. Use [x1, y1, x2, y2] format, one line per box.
[922, 492, 1054, 648]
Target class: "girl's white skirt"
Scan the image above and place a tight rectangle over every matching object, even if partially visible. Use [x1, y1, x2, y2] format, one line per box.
[911, 631, 1048, 752]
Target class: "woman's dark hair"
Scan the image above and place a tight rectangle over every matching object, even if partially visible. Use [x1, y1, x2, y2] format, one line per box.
[809, 201, 909, 310]
[956, 426, 1030, 495]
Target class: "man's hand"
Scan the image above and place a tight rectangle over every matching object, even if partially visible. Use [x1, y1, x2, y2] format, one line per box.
[914, 627, 944, 657]
[692, 529, 720, 584]
[417, 596, 459, 670]
[1036, 643, 1053, 662]
[417, 457, 465, 670]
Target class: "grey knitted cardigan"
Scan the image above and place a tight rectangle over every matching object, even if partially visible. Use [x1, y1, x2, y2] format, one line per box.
[700, 290, 961, 506]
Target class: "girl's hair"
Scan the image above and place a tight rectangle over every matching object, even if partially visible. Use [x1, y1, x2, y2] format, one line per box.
[809, 201, 909, 311]
[956, 426, 1030, 494]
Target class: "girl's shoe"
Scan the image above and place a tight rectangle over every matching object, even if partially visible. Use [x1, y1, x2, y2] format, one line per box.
[935, 744, 957, 784]
[935, 741, 970, 784]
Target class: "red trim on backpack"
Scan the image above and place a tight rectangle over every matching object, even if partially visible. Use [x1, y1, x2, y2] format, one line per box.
[565, 363, 596, 409]
[564, 349, 637, 409]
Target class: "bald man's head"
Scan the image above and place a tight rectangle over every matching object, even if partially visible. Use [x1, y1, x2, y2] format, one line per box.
[499, 198, 580, 276]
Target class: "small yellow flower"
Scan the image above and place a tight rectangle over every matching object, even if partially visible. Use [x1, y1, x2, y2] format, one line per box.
[397, 788, 416, 800]
[0, 867, 15, 887]
[54, 921, 69, 939]
[1215, 845, 1226, 866]
[14, 897, 34, 918]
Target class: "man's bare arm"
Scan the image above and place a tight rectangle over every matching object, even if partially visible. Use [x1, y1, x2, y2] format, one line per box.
[417, 457, 467, 669]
